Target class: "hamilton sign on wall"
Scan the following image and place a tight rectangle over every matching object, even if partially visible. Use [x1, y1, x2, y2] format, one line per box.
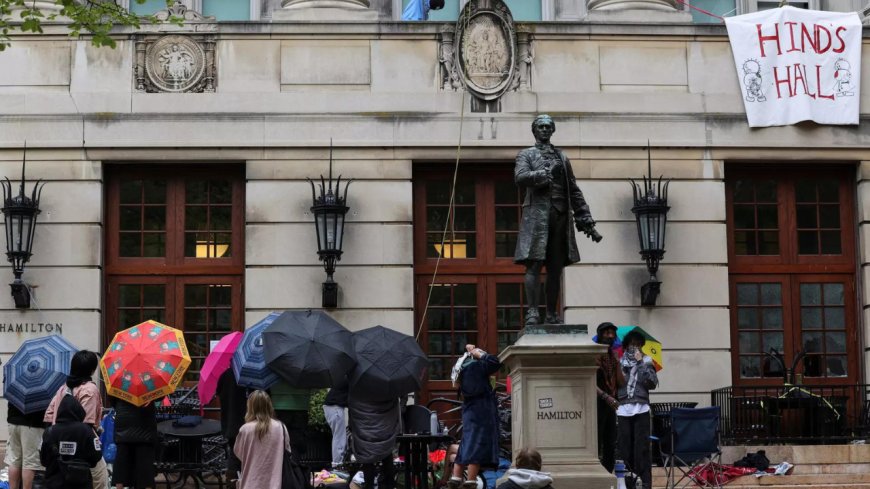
[725, 6, 862, 127]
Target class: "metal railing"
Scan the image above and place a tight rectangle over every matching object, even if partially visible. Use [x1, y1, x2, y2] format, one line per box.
[711, 384, 870, 445]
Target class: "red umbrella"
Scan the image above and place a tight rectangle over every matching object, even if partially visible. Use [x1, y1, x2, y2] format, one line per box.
[100, 320, 191, 407]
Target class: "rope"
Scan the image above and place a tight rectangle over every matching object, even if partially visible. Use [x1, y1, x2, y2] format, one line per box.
[673, 0, 725, 21]
[416, 87, 467, 341]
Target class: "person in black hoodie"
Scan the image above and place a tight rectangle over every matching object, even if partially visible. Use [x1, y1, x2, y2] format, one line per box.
[217, 369, 248, 487]
[111, 398, 158, 489]
[40, 395, 103, 489]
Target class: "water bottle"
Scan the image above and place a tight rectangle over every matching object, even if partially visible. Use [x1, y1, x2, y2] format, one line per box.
[615, 460, 628, 489]
[430, 411, 439, 435]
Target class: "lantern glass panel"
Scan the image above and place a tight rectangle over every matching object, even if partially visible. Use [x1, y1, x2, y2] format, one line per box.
[316, 213, 327, 252]
[325, 213, 337, 250]
[335, 212, 345, 252]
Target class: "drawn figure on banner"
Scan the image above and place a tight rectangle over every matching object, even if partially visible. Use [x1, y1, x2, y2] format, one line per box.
[742, 59, 766, 102]
[834, 59, 854, 97]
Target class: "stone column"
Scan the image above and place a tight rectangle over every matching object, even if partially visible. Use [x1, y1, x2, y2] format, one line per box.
[499, 326, 613, 489]
[273, 0, 379, 20]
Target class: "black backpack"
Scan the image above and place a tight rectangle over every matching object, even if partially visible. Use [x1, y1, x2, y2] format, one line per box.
[734, 450, 770, 471]
[49, 435, 92, 486]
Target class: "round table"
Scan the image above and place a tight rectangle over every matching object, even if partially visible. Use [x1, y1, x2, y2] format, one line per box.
[157, 419, 223, 488]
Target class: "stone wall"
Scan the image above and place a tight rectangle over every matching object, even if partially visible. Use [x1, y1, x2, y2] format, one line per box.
[0, 21, 867, 417]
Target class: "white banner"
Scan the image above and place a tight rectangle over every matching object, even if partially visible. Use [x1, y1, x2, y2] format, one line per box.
[725, 6, 862, 127]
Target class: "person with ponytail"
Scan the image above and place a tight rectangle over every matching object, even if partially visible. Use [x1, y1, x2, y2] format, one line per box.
[233, 390, 291, 489]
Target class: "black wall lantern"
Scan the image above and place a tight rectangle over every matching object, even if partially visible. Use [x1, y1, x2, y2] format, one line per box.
[1, 148, 44, 309]
[308, 143, 352, 308]
[630, 143, 670, 307]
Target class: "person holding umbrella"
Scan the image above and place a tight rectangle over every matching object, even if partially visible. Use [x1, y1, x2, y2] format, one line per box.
[4, 335, 78, 489]
[447, 344, 501, 489]
[346, 325, 428, 489]
[43, 350, 109, 489]
[110, 396, 158, 489]
[6, 401, 46, 489]
[617, 331, 659, 489]
[347, 394, 400, 489]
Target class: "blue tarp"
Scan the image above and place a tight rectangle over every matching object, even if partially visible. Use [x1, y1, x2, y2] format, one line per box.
[401, 0, 430, 20]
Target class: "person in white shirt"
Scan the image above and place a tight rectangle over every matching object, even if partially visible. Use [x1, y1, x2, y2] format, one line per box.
[616, 332, 659, 489]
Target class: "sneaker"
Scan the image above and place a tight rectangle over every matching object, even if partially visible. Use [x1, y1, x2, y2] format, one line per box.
[461, 481, 479, 489]
[446, 477, 463, 489]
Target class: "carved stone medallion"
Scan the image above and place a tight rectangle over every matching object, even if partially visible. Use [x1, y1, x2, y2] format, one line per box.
[144, 36, 206, 93]
[455, 0, 517, 101]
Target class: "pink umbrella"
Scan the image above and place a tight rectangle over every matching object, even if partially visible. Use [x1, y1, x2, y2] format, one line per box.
[197, 332, 243, 405]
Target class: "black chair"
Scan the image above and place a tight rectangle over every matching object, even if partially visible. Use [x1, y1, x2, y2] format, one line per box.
[404, 404, 434, 435]
[663, 407, 723, 489]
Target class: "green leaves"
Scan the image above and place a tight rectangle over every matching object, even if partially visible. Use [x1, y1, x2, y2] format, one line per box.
[0, 0, 177, 51]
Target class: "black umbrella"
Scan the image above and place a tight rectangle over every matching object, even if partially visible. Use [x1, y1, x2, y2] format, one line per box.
[262, 310, 356, 388]
[349, 325, 428, 401]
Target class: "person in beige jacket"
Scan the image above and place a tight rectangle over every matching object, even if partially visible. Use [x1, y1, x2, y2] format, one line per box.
[233, 390, 291, 489]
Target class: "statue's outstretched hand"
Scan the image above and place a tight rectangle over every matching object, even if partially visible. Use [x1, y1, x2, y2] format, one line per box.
[576, 217, 603, 243]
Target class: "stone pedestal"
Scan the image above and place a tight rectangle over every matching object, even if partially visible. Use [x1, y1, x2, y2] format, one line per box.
[499, 325, 613, 489]
[273, 0, 379, 20]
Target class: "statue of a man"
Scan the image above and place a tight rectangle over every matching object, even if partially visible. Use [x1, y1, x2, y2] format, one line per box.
[514, 115, 602, 327]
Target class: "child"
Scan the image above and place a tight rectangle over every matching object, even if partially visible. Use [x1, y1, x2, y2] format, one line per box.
[448, 344, 501, 489]
[40, 395, 103, 489]
[497, 448, 555, 489]
[617, 331, 659, 489]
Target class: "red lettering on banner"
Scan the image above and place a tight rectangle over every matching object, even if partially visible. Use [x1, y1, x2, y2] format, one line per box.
[833, 26, 847, 53]
[816, 65, 834, 100]
[785, 22, 801, 53]
[792, 64, 815, 99]
[814, 25, 832, 54]
[773, 65, 793, 98]
[757, 23, 782, 57]
[800, 23, 816, 53]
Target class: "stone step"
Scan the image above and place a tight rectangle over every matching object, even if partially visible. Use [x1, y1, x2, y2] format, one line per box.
[653, 462, 870, 477]
[652, 472, 870, 487]
[721, 444, 870, 465]
[653, 484, 870, 489]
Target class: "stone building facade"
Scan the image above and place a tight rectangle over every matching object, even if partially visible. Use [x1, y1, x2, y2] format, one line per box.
[0, 0, 868, 438]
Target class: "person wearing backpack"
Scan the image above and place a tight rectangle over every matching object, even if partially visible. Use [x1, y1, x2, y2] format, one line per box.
[40, 395, 103, 489]
[43, 350, 108, 489]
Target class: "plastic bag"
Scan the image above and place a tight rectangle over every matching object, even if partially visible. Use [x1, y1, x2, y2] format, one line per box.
[99, 409, 117, 464]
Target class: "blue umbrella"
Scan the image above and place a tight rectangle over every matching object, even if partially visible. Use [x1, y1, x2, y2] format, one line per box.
[4, 335, 78, 414]
[232, 312, 281, 390]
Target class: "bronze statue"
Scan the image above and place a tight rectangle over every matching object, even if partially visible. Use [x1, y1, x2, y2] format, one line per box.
[514, 115, 602, 327]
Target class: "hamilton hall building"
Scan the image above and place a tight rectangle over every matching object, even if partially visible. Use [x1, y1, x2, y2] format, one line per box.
[0, 0, 869, 440]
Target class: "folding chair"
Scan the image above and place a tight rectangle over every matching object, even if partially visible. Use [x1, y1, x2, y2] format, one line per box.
[664, 406, 723, 489]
